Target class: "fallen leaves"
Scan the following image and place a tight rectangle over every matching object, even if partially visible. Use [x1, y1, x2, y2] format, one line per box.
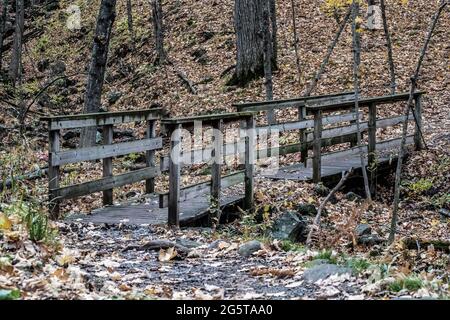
[250, 267, 296, 278]
[158, 247, 178, 262]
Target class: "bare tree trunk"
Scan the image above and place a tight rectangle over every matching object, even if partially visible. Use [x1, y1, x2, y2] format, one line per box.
[351, 1, 372, 202]
[303, 5, 352, 97]
[229, 0, 277, 86]
[388, 0, 447, 244]
[290, 0, 302, 85]
[80, 0, 117, 147]
[262, 0, 274, 123]
[269, 0, 277, 67]
[380, 0, 396, 94]
[126, 0, 135, 48]
[8, 0, 24, 85]
[0, 0, 8, 72]
[151, 0, 166, 65]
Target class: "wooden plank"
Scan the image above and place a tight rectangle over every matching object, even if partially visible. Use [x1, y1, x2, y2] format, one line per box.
[158, 171, 245, 208]
[256, 112, 360, 133]
[244, 116, 255, 210]
[299, 105, 308, 167]
[168, 124, 182, 226]
[211, 120, 223, 208]
[41, 109, 161, 130]
[160, 112, 255, 126]
[313, 110, 322, 183]
[52, 137, 162, 166]
[102, 125, 114, 206]
[145, 120, 156, 193]
[48, 130, 61, 219]
[368, 103, 377, 195]
[414, 94, 423, 151]
[53, 167, 160, 200]
[306, 91, 425, 113]
[233, 91, 355, 112]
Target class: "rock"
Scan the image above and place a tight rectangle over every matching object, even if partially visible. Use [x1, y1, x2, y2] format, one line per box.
[438, 208, 450, 218]
[355, 224, 372, 237]
[270, 212, 307, 242]
[208, 240, 229, 250]
[297, 204, 317, 217]
[238, 240, 262, 257]
[50, 60, 66, 75]
[303, 264, 353, 283]
[37, 59, 50, 72]
[358, 235, 385, 246]
[314, 183, 330, 197]
[308, 259, 330, 266]
[176, 239, 203, 249]
[125, 191, 137, 198]
[107, 91, 122, 105]
[346, 192, 362, 201]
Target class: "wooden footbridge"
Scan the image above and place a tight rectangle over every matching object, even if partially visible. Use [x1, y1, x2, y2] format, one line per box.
[41, 91, 424, 226]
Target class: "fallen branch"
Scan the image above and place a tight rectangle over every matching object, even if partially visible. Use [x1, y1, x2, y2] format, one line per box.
[306, 168, 353, 246]
[403, 238, 450, 253]
[0, 167, 49, 192]
[122, 240, 191, 256]
[174, 68, 197, 94]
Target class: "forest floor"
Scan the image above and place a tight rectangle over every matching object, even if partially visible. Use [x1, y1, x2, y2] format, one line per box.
[0, 0, 449, 299]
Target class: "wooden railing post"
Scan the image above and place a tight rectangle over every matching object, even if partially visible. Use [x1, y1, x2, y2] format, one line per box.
[102, 124, 114, 206]
[414, 93, 423, 151]
[168, 124, 182, 226]
[368, 103, 377, 195]
[244, 115, 255, 210]
[48, 129, 61, 219]
[299, 105, 308, 167]
[211, 120, 223, 207]
[312, 110, 322, 183]
[145, 119, 156, 193]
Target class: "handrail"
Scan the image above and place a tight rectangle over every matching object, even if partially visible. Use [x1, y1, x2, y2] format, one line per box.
[160, 111, 255, 125]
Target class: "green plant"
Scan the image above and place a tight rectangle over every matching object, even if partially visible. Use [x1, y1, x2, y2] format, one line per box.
[314, 249, 337, 264]
[279, 240, 305, 252]
[389, 276, 424, 292]
[0, 289, 21, 300]
[406, 178, 434, 194]
[345, 257, 371, 274]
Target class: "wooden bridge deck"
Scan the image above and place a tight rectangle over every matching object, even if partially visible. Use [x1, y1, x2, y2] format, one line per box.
[262, 137, 413, 181]
[66, 193, 244, 227]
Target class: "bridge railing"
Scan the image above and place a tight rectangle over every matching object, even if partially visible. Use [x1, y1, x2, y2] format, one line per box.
[160, 112, 256, 226]
[306, 91, 425, 183]
[41, 109, 162, 219]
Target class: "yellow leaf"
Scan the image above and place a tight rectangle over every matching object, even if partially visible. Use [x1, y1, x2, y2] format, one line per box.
[0, 213, 12, 231]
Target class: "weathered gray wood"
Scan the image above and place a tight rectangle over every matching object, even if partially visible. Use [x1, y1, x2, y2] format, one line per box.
[102, 125, 114, 206]
[48, 130, 61, 219]
[52, 137, 162, 166]
[158, 171, 245, 208]
[41, 109, 161, 130]
[244, 116, 255, 210]
[168, 124, 182, 226]
[161, 112, 255, 126]
[313, 110, 322, 183]
[145, 120, 156, 193]
[234, 91, 355, 112]
[368, 103, 377, 194]
[211, 120, 223, 208]
[53, 167, 160, 200]
[414, 94, 423, 151]
[299, 105, 308, 166]
[305, 91, 425, 113]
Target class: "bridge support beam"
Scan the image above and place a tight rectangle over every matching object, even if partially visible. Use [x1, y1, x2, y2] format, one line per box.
[312, 110, 322, 183]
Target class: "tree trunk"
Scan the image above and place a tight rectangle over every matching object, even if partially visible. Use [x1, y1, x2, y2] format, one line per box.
[290, 0, 301, 85]
[380, 0, 396, 94]
[0, 0, 8, 72]
[351, 1, 372, 201]
[389, 0, 447, 244]
[229, 0, 277, 86]
[151, 0, 166, 65]
[262, 0, 274, 123]
[126, 0, 135, 48]
[269, 0, 277, 67]
[80, 0, 117, 147]
[8, 0, 24, 85]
